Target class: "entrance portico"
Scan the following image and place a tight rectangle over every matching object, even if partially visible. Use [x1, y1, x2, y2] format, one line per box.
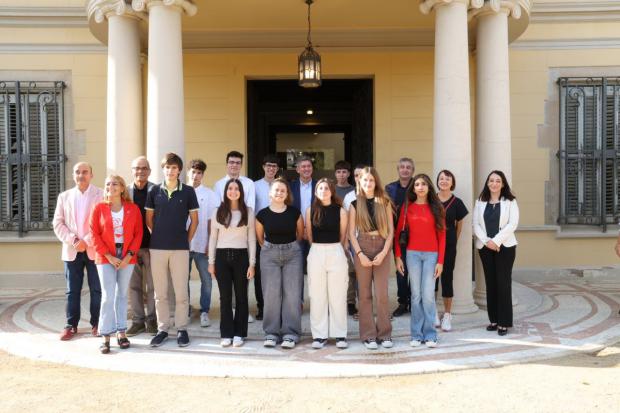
[86, 0, 531, 313]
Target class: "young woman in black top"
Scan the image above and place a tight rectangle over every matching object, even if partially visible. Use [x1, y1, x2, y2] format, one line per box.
[255, 178, 305, 349]
[305, 178, 349, 349]
[436, 170, 468, 332]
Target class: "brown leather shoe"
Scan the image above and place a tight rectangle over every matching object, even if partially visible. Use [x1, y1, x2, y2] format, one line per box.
[60, 326, 77, 341]
[91, 325, 100, 337]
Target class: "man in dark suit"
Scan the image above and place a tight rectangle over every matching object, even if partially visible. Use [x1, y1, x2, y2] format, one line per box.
[289, 155, 316, 295]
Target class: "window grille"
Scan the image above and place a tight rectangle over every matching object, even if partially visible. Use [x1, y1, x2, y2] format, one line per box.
[0, 81, 66, 234]
[558, 77, 620, 231]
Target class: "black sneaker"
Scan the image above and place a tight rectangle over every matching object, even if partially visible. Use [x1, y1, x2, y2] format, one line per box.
[392, 304, 409, 318]
[150, 331, 168, 347]
[177, 329, 190, 347]
[255, 309, 263, 321]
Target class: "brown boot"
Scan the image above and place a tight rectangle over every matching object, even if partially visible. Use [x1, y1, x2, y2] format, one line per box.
[145, 319, 158, 335]
[125, 322, 146, 337]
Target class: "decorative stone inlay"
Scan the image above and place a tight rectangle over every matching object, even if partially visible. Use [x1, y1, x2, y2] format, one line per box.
[132, 0, 197, 16]
[87, 0, 146, 23]
[468, 0, 522, 20]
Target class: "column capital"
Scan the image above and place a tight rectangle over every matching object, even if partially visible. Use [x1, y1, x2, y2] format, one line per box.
[132, 0, 197, 16]
[468, 0, 522, 20]
[419, 0, 471, 15]
[88, 0, 147, 24]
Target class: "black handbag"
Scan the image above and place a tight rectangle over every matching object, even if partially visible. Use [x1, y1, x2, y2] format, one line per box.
[398, 198, 409, 246]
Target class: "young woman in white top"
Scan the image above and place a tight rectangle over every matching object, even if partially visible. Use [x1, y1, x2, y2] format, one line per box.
[305, 178, 349, 349]
[208, 179, 256, 347]
[473, 170, 519, 336]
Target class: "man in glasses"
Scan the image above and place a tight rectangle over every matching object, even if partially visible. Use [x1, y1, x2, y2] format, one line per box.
[252, 154, 281, 320]
[126, 156, 157, 336]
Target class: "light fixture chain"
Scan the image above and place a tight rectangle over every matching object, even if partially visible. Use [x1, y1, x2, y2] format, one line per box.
[307, 0, 312, 46]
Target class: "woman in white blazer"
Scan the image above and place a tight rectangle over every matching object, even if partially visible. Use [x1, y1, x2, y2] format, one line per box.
[473, 170, 519, 336]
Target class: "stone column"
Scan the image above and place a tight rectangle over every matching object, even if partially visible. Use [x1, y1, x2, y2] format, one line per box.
[470, 0, 522, 307]
[420, 0, 478, 314]
[132, 0, 197, 182]
[91, 0, 146, 180]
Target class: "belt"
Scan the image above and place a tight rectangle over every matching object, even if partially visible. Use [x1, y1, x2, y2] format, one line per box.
[115, 243, 123, 248]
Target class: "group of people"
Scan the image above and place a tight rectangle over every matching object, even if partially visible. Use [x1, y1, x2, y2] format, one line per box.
[53, 151, 519, 354]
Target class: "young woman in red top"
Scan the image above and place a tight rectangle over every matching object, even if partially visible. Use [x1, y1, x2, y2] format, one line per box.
[90, 175, 143, 354]
[395, 173, 445, 348]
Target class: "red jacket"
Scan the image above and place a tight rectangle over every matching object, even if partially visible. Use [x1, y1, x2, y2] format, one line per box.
[394, 202, 446, 264]
[89, 201, 143, 265]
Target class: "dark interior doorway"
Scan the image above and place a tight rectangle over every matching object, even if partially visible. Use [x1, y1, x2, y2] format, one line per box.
[246, 79, 373, 180]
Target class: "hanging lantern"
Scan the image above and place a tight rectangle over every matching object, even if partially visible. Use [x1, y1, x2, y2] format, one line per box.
[298, 0, 321, 88]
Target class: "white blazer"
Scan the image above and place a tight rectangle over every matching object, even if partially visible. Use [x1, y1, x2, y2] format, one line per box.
[473, 198, 519, 250]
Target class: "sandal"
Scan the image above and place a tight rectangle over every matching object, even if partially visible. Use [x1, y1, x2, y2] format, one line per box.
[100, 340, 110, 354]
[117, 334, 131, 350]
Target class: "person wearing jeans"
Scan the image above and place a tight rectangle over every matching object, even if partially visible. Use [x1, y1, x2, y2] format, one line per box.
[306, 178, 349, 349]
[256, 178, 304, 349]
[53, 162, 103, 341]
[208, 179, 256, 347]
[473, 170, 519, 336]
[395, 174, 446, 348]
[348, 167, 394, 350]
[187, 159, 219, 328]
[90, 175, 143, 354]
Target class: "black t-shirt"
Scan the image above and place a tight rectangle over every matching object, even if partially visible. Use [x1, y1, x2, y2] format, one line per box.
[484, 202, 501, 239]
[442, 195, 468, 245]
[351, 197, 377, 231]
[311, 204, 341, 243]
[145, 182, 199, 250]
[256, 206, 301, 244]
[132, 184, 151, 249]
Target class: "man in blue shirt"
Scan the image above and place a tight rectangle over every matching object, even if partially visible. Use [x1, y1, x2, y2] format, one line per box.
[145, 153, 199, 347]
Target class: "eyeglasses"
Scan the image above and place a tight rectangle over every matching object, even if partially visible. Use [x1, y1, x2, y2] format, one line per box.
[264, 163, 279, 169]
[227, 160, 242, 165]
[132, 167, 150, 171]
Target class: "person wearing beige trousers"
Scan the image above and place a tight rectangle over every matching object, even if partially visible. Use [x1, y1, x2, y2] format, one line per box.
[306, 178, 350, 349]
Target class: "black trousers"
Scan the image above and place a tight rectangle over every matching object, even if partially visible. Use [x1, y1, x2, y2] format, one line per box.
[215, 248, 249, 338]
[479, 245, 516, 327]
[254, 243, 264, 311]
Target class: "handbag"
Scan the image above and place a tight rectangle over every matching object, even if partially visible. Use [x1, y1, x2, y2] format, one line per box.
[398, 197, 410, 246]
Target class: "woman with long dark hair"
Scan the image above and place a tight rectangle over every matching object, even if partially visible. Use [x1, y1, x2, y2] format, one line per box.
[208, 179, 256, 347]
[435, 170, 468, 331]
[348, 167, 394, 350]
[305, 178, 349, 349]
[90, 175, 143, 354]
[255, 178, 304, 349]
[395, 173, 445, 348]
[473, 170, 519, 336]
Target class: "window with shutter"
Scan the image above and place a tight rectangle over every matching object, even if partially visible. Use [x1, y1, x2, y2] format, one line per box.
[559, 77, 620, 230]
[0, 81, 65, 234]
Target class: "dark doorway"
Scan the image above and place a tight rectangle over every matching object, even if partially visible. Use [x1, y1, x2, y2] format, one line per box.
[246, 79, 373, 180]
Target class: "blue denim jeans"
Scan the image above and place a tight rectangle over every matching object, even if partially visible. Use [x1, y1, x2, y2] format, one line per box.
[64, 252, 101, 328]
[96, 262, 135, 336]
[260, 241, 303, 342]
[407, 250, 438, 342]
[189, 251, 212, 313]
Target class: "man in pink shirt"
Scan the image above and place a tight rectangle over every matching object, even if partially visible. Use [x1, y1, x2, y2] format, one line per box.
[53, 162, 103, 340]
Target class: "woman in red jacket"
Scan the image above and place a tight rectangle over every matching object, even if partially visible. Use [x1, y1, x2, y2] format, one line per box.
[90, 175, 143, 354]
[394, 174, 445, 348]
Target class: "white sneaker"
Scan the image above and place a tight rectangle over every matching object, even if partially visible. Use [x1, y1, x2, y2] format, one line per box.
[281, 339, 296, 349]
[441, 313, 452, 331]
[364, 339, 378, 350]
[311, 338, 327, 349]
[381, 338, 393, 348]
[200, 312, 211, 328]
[410, 340, 422, 347]
[220, 338, 232, 347]
[434, 312, 441, 328]
[263, 338, 276, 348]
[336, 338, 348, 349]
[233, 336, 244, 347]
[248, 314, 255, 323]
[426, 340, 438, 348]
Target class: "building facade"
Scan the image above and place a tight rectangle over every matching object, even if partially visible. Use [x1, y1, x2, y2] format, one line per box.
[1, 0, 619, 312]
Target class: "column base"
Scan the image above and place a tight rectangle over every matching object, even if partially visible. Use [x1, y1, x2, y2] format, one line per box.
[474, 288, 487, 309]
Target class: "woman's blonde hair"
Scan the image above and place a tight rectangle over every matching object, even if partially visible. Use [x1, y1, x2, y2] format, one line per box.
[103, 175, 132, 204]
[355, 167, 393, 239]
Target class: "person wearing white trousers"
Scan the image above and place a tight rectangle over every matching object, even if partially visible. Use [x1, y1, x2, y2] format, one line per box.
[305, 178, 349, 349]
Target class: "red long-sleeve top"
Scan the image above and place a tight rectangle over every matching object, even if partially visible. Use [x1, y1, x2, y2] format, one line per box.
[394, 202, 446, 264]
